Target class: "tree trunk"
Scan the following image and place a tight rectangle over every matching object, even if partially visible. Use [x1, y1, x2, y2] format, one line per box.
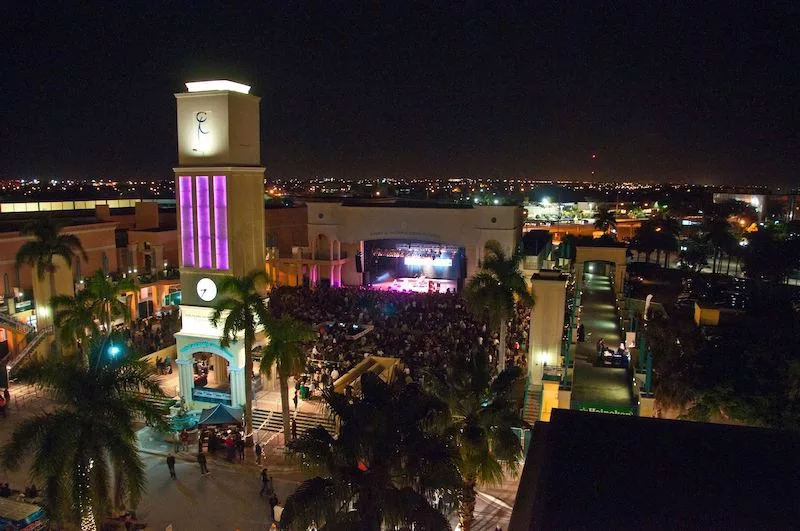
[279, 372, 292, 444]
[47, 270, 57, 328]
[655, 249, 661, 265]
[243, 339, 253, 442]
[712, 249, 718, 274]
[458, 478, 477, 531]
[663, 251, 670, 269]
[498, 319, 507, 371]
[725, 253, 731, 275]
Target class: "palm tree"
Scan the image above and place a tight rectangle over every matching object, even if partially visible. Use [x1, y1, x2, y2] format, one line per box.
[653, 214, 682, 268]
[1, 332, 167, 528]
[15, 218, 87, 323]
[85, 270, 136, 332]
[259, 314, 316, 443]
[630, 220, 659, 263]
[281, 372, 461, 530]
[210, 270, 272, 439]
[593, 207, 617, 235]
[423, 350, 527, 531]
[52, 289, 99, 359]
[702, 215, 736, 274]
[464, 241, 533, 371]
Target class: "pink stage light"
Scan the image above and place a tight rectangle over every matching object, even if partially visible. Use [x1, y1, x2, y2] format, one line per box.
[404, 256, 452, 267]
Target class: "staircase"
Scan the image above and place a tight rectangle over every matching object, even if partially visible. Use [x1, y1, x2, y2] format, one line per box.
[252, 407, 336, 436]
[133, 391, 176, 411]
[6, 326, 54, 374]
[0, 312, 33, 335]
[522, 384, 543, 426]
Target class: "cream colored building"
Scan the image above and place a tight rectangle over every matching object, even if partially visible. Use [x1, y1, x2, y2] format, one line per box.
[267, 200, 523, 288]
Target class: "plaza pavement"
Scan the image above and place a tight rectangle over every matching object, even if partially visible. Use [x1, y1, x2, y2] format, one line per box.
[570, 272, 636, 410]
[0, 388, 514, 530]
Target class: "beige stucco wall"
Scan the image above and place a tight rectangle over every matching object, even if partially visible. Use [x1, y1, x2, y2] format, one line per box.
[305, 202, 522, 284]
[529, 274, 568, 383]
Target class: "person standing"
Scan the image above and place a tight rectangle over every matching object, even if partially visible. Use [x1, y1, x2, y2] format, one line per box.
[180, 429, 189, 452]
[3, 388, 10, 408]
[292, 389, 299, 411]
[254, 442, 262, 464]
[268, 492, 279, 522]
[259, 467, 269, 495]
[236, 437, 245, 462]
[197, 451, 209, 475]
[166, 454, 176, 479]
[291, 418, 297, 441]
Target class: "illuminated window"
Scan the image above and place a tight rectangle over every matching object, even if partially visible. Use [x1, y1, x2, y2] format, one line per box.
[179, 176, 195, 267]
[213, 175, 229, 270]
[196, 176, 212, 268]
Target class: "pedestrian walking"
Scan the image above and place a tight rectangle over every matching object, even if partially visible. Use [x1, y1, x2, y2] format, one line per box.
[291, 418, 297, 441]
[0, 395, 7, 418]
[259, 468, 269, 495]
[236, 437, 245, 462]
[3, 388, 10, 407]
[254, 442, 262, 464]
[292, 389, 298, 410]
[268, 492, 279, 522]
[166, 454, 176, 479]
[180, 429, 189, 452]
[197, 451, 209, 475]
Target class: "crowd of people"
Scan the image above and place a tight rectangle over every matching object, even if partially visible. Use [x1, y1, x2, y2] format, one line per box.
[270, 285, 530, 376]
[118, 309, 180, 358]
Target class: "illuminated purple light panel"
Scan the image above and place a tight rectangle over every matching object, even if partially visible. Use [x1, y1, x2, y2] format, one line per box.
[196, 176, 212, 269]
[213, 175, 229, 270]
[178, 176, 195, 267]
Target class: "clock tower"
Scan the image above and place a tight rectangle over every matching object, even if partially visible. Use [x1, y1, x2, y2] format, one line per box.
[173, 80, 265, 410]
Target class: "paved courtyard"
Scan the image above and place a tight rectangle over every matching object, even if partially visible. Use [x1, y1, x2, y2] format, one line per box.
[571, 272, 636, 410]
[0, 388, 514, 530]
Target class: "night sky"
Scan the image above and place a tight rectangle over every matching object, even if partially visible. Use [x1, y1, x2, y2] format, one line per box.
[3, 3, 798, 184]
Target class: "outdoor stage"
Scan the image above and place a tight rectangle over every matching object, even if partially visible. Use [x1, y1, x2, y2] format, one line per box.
[370, 277, 457, 294]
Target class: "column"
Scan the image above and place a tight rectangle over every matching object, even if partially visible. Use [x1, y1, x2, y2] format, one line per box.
[615, 263, 627, 295]
[177, 358, 194, 405]
[574, 261, 584, 292]
[229, 367, 245, 408]
[528, 272, 568, 385]
[154, 245, 165, 271]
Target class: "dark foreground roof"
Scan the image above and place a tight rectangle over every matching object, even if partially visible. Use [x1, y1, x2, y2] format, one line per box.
[509, 409, 800, 531]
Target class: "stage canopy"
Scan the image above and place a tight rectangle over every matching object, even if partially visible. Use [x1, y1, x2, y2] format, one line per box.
[198, 404, 243, 426]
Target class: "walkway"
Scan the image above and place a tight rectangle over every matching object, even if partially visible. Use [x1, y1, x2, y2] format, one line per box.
[571, 273, 635, 411]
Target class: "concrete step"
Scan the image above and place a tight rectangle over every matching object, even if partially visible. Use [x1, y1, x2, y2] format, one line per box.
[523, 384, 542, 425]
[252, 408, 335, 436]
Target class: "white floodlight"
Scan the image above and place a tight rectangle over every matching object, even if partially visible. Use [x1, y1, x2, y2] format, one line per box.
[185, 80, 251, 94]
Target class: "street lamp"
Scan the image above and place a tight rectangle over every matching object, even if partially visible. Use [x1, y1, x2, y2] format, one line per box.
[108, 345, 121, 357]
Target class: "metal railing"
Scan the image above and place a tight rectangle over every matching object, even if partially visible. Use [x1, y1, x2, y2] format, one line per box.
[0, 312, 34, 335]
[6, 326, 54, 373]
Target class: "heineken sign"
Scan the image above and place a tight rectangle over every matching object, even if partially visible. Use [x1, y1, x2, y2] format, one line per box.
[574, 402, 635, 416]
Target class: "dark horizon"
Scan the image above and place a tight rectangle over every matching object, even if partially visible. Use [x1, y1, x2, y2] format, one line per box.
[3, 3, 798, 185]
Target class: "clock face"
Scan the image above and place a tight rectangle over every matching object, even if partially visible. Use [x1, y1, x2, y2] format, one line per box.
[196, 277, 218, 302]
